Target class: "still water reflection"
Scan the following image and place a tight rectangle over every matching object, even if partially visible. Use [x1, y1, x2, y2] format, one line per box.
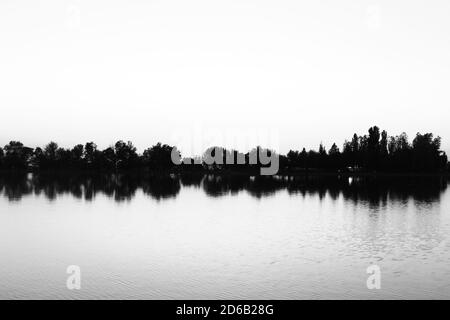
[1, 173, 449, 299]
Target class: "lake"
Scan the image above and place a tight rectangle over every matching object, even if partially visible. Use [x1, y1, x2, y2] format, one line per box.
[1, 173, 449, 299]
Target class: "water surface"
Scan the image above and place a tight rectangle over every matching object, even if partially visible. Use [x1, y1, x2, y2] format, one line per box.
[1, 173, 449, 299]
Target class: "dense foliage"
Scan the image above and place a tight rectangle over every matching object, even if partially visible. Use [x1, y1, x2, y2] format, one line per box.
[0, 126, 448, 173]
[286, 127, 448, 172]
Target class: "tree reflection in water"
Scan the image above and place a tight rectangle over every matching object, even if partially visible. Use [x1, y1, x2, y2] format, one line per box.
[0, 173, 447, 207]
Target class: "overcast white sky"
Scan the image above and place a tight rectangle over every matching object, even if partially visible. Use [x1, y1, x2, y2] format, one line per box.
[1, 0, 449, 156]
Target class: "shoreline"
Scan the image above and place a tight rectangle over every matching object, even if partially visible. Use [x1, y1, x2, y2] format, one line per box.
[0, 168, 448, 178]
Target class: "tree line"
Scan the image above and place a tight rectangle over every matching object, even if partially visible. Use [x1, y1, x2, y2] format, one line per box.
[285, 126, 448, 173]
[0, 126, 448, 173]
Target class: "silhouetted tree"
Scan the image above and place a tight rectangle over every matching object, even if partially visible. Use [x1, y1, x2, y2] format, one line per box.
[31, 147, 44, 168]
[84, 142, 98, 168]
[299, 148, 308, 169]
[328, 143, 341, 169]
[388, 133, 412, 171]
[287, 150, 300, 168]
[38, 141, 59, 169]
[142, 143, 176, 170]
[367, 126, 381, 169]
[114, 140, 138, 170]
[380, 130, 389, 169]
[342, 133, 360, 169]
[100, 147, 116, 171]
[318, 143, 327, 168]
[3, 141, 33, 170]
[412, 133, 446, 172]
[71, 144, 84, 169]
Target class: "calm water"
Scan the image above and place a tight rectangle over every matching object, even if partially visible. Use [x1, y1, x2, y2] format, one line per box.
[1, 173, 450, 299]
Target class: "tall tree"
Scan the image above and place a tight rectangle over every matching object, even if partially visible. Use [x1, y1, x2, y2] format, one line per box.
[367, 126, 381, 169]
